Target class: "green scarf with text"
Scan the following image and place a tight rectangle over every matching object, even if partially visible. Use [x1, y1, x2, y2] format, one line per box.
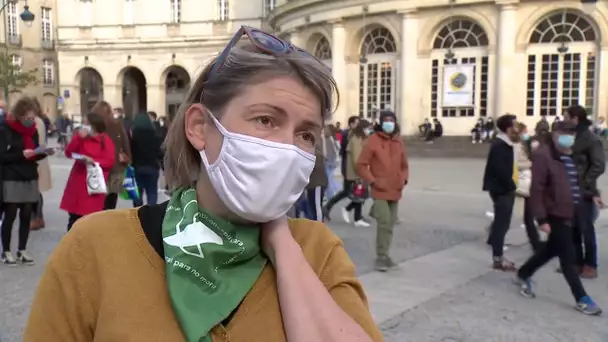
[162, 188, 267, 342]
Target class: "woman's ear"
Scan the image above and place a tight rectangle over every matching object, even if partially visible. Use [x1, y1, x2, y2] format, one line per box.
[184, 104, 209, 151]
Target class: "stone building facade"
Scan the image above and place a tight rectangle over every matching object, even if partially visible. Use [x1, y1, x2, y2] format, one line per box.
[56, 0, 273, 119]
[1, 0, 58, 118]
[57, 0, 608, 135]
[271, 0, 608, 135]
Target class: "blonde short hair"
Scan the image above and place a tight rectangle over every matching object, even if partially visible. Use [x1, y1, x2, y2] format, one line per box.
[163, 40, 337, 190]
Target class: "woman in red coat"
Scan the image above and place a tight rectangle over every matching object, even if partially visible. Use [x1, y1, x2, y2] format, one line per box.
[60, 112, 116, 230]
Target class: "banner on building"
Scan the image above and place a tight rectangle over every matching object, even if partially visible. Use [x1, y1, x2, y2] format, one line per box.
[442, 64, 475, 107]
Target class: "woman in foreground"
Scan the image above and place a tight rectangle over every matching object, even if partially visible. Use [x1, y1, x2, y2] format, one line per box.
[24, 26, 381, 342]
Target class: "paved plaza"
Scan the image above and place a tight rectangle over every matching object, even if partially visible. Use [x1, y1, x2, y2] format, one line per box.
[1, 157, 608, 341]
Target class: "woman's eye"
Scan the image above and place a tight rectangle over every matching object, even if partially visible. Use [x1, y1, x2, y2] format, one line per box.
[301, 132, 316, 145]
[255, 116, 274, 127]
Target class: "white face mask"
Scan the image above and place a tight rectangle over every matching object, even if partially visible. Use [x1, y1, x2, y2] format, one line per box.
[199, 111, 316, 222]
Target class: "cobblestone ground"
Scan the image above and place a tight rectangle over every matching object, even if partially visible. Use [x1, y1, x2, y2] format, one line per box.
[1, 157, 607, 341]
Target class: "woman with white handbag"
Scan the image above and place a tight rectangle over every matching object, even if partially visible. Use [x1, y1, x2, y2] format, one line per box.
[515, 123, 542, 252]
[60, 112, 116, 231]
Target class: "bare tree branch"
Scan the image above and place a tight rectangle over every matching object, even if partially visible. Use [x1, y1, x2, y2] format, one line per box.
[0, 52, 39, 94]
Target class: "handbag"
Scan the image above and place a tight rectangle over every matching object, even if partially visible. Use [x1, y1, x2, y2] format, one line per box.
[86, 162, 108, 195]
[348, 179, 369, 203]
[120, 165, 140, 200]
[515, 169, 531, 197]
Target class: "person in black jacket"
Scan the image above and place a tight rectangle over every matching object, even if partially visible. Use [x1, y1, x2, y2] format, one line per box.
[482, 114, 519, 271]
[563, 105, 605, 279]
[130, 112, 163, 207]
[0, 97, 54, 266]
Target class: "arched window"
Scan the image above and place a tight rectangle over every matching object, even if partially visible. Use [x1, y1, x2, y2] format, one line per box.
[312, 35, 332, 61]
[165, 66, 191, 119]
[78, 67, 103, 115]
[430, 18, 490, 119]
[525, 10, 598, 118]
[360, 27, 397, 55]
[432, 19, 489, 49]
[358, 27, 397, 118]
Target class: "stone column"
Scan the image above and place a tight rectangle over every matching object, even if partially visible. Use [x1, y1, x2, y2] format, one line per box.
[331, 21, 347, 123]
[494, 2, 518, 116]
[103, 84, 120, 109]
[595, 48, 607, 120]
[400, 10, 421, 135]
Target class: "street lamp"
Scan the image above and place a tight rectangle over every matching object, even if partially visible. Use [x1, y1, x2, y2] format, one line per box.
[0, 1, 35, 24]
[20, 5, 35, 27]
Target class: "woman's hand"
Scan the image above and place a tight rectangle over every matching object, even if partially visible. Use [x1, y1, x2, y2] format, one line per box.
[23, 149, 35, 159]
[261, 216, 293, 265]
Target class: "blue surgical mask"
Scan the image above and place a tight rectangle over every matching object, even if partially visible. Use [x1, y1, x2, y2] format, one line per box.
[364, 128, 373, 136]
[382, 121, 395, 134]
[0, 108, 4, 116]
[557, 135, 575, 148]
[521, 133, 530, 141]
[21, 119, 34, 127]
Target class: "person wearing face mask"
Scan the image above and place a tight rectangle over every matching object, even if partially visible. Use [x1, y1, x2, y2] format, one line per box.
[514, 123, 541, 252]
[25, 27, 381, 342]
[562, 105, 605, 279]
[0, 97, 54, 266]
[356, 111, 409, 271]
[323, 115, 361, 220]
[515, 121, 602, 316]
[342, 119, 372, 227]
[60, 112, 116, 231]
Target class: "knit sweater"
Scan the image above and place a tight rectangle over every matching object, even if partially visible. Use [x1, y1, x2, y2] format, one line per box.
[24, 208, 382, 342]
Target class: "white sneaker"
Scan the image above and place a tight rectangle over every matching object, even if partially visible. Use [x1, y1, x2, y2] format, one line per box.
[341, 208, 351, 224]
[17, 250, 34, 265]
[485, 211, 494, 219]
[354, 220, 370, 227]
[1, 251, 16, 266]
[503, 246, 509, 252]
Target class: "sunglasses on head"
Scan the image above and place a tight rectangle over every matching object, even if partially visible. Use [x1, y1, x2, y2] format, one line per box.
[207, 26, 327, 81]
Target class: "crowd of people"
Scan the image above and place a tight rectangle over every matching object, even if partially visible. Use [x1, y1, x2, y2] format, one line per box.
[0, 97, 167, 266]
[288, 111, 409, 272]
[483, 105, 604, 316]
[0, 24, 604, 342]
[21, 25, 381, 342]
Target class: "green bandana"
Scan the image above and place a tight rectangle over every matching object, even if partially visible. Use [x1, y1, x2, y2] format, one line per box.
[162, 188, 267, 342]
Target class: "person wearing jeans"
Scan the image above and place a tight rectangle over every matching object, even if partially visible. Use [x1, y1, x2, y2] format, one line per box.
[515, 121, 601, 316]
[356, 111, 408, 272]
[482, 114, 519, 271]
[129, 112, 162, 207]
[322, 116, 360, 219]
[133, 167, 160, 207]
[562, 105, 605, 279]
[342, 119, 373, 227]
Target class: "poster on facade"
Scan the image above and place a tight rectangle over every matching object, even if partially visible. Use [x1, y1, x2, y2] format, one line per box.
[442, 64, 475, 107]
